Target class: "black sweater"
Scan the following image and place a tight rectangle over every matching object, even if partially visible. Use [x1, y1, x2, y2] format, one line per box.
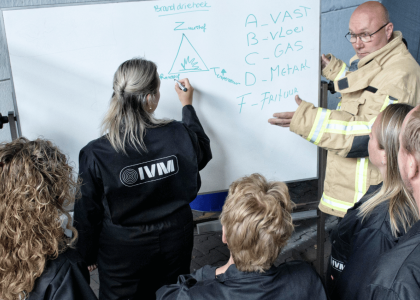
[156, 261, 327, 300]
[328, 183, 406, 300]
[28, 248, 97, 300]
[364, 220, 420, 299]
[74, 105, 212, 265]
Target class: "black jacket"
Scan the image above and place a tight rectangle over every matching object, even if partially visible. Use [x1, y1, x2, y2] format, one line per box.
[156, 261, 327, 300]
[364, 220, 420, 300]
[28, 248, 97, 300]
[74, 105, 212, 265]
[327, 183, 406, 299]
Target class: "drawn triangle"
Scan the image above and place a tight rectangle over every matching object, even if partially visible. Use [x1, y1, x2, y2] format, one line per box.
[169, 34, 209, 74]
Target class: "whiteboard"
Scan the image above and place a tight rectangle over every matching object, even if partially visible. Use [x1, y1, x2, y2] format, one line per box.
[3, 0, 320, 193]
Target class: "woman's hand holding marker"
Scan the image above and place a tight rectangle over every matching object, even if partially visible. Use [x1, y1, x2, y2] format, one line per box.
[175, 78, 194, 106]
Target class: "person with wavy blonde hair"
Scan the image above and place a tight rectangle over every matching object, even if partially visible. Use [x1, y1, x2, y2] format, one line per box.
[0, 137, 96, 300]
[327, 103, 418, 300]
[157, 174, 327, 300]
[74, 57, 212, 300]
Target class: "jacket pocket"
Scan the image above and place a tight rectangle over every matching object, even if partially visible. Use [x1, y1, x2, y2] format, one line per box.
[340, 98, 366, 116]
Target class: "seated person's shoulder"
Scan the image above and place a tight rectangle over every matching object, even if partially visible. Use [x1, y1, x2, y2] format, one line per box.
[29, 248, 96, 300]
[278, 260, 321, 280]
[194, 265, 218, 281]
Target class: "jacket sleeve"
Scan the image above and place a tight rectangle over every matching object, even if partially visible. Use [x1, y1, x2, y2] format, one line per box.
[294, 53, 415, 158]
[73, 147, 104, 266]
[49, 260, 98, 300]
[365, 285, 401, 300]
[156, 268, 208, 300]
[321, 54, 348, 82]
[182, 105, 212, 170]
[290, 100, 378, 157]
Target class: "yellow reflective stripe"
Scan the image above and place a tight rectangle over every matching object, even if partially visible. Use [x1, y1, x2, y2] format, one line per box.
[380, 95, 399, 112]
[321, 193, 354, 212]
[307, 108, 331, 144]
[354, 158, 369, 203]
[307, 108, 323, 142]
[325, 117, 377, 135]
[334, 63, 348, 81]
[336, 101, 342, 110]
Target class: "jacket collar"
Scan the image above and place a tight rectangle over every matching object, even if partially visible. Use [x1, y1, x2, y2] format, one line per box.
[398, 220, 420, 244]
[215, 264, 277, 282]
[336, 32, 404, 94]
[353, 31, 404, 69]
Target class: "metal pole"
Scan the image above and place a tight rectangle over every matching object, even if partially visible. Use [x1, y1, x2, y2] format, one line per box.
[8, 111, 18, 140]
[315, 82, 328, 276]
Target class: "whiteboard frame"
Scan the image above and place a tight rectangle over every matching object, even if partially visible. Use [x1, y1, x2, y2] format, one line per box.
[1, 0, 322, 194]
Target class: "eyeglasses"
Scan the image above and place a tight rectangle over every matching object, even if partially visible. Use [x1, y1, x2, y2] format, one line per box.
[345, 23, 389, 43]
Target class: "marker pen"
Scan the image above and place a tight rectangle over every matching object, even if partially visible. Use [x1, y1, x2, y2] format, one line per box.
[174, 79, 188, 92]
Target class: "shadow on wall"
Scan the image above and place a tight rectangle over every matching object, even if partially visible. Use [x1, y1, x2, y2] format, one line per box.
[382, 0, 420, 63]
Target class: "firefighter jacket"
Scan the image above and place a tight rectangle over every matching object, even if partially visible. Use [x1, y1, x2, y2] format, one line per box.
[156, 261, 327, 300]
[28, 248, 97, 300]
[290, 31, 420, 217]
[363, 220, 420, 299]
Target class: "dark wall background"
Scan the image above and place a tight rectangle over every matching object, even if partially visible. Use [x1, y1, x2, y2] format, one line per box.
[383, 0, 420, 64]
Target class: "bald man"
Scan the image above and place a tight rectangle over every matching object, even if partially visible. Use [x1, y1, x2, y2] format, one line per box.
[363, 105, 420, 299]
[269, 2, 420, 218]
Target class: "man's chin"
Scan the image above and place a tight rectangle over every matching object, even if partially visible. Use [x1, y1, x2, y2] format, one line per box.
[357, 53, 369, 59]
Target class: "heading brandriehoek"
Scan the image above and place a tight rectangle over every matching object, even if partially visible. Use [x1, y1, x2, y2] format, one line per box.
[154, 2, 211, 13]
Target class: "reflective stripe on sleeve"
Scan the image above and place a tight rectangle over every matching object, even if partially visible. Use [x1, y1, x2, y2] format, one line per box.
[334, 63, 349, 81]
[336, 101, 342, 110]
[354, 157, 369, 203]
[325, 117, 377, 135]
[320, 193, 354, 212]
[306, 108, 332, 145]
[380, 95, 399, 112]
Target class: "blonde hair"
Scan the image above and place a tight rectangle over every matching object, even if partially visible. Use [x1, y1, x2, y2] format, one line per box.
[101, 58, 171, 154]
[402, 109, 420, 162]
[220, 174, 295, 273]
[0, 138, 79, 300]
[359, 104, 418, 236]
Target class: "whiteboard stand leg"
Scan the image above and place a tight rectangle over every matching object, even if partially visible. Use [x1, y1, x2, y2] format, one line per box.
[8, 111, 18, 141]
[315, 82, 329, 276]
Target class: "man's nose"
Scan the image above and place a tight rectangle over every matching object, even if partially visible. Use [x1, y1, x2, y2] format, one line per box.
[354, 36, 364, 48]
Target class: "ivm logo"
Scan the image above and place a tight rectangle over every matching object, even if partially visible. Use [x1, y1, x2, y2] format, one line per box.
[331, 257, 345, 272]
[120, 155, 179, 187]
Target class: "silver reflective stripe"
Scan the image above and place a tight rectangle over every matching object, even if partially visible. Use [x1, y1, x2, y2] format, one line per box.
[309, 108, 328, 143]
[322, 194, 353, 210]
[326, 123, 371, 133]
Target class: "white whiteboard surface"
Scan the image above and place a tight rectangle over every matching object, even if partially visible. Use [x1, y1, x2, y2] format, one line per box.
[3, 0, 320, 193]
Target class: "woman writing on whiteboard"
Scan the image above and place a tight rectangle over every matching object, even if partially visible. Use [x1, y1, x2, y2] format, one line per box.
[74, 58, 212, 300]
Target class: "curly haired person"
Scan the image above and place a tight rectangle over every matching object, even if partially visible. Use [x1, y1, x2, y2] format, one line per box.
[0, 138, 96, 300]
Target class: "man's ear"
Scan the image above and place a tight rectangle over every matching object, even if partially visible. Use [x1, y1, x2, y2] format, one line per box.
[222, 226, 227, 244]
[386, 23, 394, 41]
